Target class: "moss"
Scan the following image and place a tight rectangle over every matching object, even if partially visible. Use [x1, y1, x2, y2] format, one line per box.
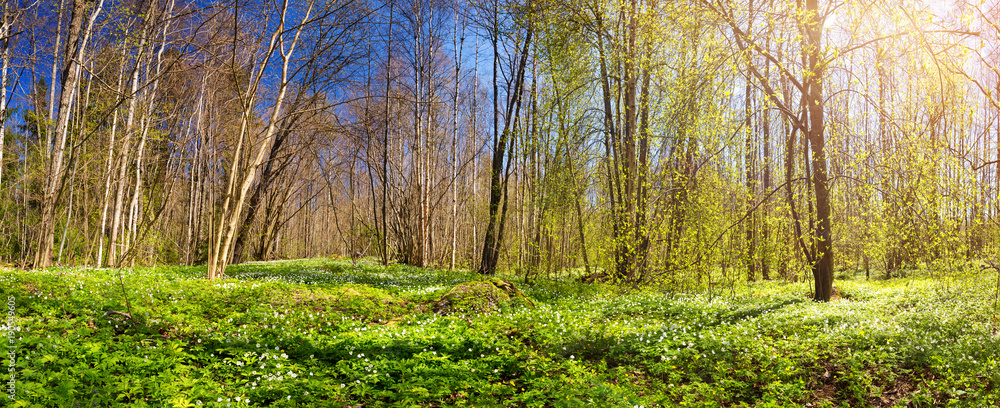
[431, 278, 534, 315]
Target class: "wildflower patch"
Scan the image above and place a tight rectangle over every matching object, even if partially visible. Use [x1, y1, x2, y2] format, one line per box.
[1, 260, 998, 406]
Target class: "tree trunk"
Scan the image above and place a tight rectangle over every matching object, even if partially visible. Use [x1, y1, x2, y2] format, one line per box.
[805, 0, 833, 302]
[35, 0, 103, 269]
[0, 2, 13, 189]
[479, 25, 532, 275]
[231, 117, 298, 264]
[382, 0, 393, 267]
[451, 7, 463, 271]
[744, 1, 757, 282]
[208, 0, 314, 279]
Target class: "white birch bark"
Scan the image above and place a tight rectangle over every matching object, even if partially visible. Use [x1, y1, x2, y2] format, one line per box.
[0, 2, 16, 189]
[208, 0, 315, 278]
[450, 5, 464, 270]
[35, 0, 104, 268]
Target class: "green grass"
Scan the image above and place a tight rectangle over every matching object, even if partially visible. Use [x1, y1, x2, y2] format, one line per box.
[1, 258, 999, 407]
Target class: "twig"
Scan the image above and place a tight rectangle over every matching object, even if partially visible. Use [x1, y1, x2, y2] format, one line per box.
[115, 268, 137, 333]
[103, 310, 133, 320]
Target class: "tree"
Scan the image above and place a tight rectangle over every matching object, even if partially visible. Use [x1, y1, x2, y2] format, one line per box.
[698, 0, 833, 300]
[35, 0, 105, 269]
[478, 0, 533, 275]
[0, 1, 23, 189]
[207, 0, 317, 279]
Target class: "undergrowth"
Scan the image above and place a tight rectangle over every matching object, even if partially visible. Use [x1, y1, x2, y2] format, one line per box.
[1, 259, 998, 407]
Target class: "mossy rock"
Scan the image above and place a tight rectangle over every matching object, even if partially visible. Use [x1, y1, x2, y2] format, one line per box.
[282, 283, 410, 323]
[431, 279, 534, 316]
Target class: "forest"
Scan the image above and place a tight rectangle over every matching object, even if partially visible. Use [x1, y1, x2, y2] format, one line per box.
[1, 0, 1000, 406]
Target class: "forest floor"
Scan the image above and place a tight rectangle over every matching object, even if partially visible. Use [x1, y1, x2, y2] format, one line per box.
[2, 258, 999, 407]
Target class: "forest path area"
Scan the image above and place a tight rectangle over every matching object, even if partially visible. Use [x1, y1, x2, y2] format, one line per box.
[1, 259, 998, 407]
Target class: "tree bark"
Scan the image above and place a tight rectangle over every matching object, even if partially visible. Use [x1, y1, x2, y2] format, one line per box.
[479, 23, 532, 275]
[804, 0, 833, 301]
[744, 0, 757, 282]
[0, 2, 14, 189]
[382, 0, 394, 267]
[451, 6, 464, 271]
[208, 0, 314, 279]
[35, 0, 103, 269]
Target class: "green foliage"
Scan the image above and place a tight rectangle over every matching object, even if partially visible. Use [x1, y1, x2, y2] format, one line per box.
[1, 259, 998, 406]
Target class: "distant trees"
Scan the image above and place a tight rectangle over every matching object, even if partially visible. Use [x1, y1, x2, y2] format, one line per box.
[0, 0, 996, 299]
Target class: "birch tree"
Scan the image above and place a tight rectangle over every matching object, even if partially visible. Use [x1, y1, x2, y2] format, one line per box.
[207, 0, 317, 279]
[0, 1, 25, 190]
[35, 0, 104, 269]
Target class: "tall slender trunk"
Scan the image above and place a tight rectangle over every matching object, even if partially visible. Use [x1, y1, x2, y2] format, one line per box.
[744, 64, 757, 282]
[110, 25, 148, 267]
[35, 0, 104, 269]
[48, 0, 67, 127]
[364, 31, 379, 263]
[805, 0, 833, 301]
[413, 3, 426, 266]
[0, 3, 13, 189]
[635, 0, 653, 281]
[58, 155, 79, 264]
[744, 0, 757, 282]
[618, 0, 638, 282]
[760, 11, 772, 280]
[209, 0, 314, 278]
[184, 77, 207, 265]
[480, 24, 533, 275]
[451, 7, 463, 271]
[595, 8, 621, 275]
[471, 33, 479, 268]
[761, 65, 771, 280]
[482, 0, 498, 274]
[96, 38, 131, 267]
[382, 1, 393, 267]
